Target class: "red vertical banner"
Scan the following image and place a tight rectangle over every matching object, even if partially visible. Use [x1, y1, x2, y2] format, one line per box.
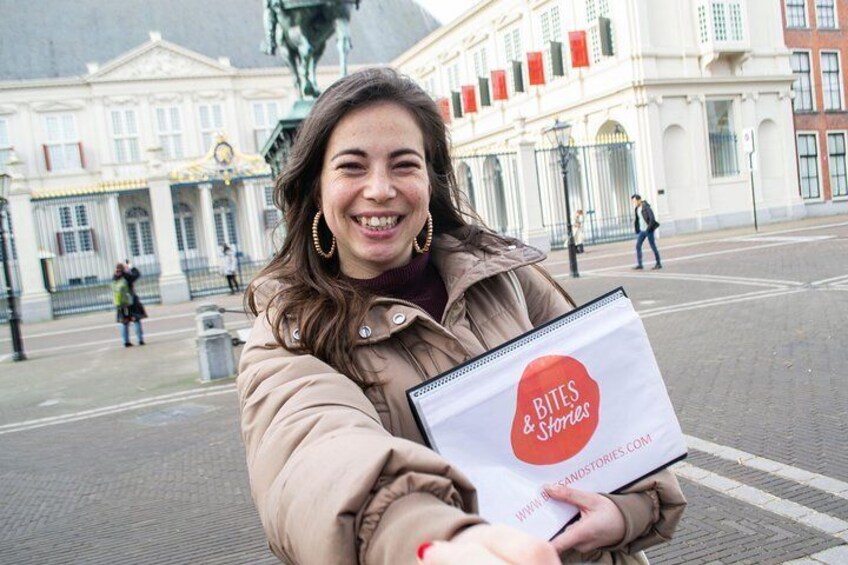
[461, 85, 478, 113]
[527, 51, 545, 85]
[436, 97, 451, 123]
[491, 70, 508, 101]
[569, 30, 590, 68]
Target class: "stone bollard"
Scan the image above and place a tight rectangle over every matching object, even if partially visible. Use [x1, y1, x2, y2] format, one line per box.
[195, 304, 235, 382]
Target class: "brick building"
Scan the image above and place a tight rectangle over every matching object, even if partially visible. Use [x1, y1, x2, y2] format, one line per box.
[783, 0, 848, 211]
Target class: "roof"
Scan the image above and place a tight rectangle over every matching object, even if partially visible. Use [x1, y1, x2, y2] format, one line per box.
[0, 0, 440, 81]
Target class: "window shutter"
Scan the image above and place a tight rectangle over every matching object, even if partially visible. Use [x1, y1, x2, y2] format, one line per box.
[461, 85, 478, 114]
[527, 51, 545, 86]
[43, 145, 52, 172]
[90, 228, 98, 252]
[491, 70, 508, 101]
[436, 98, 451, 123]
[569, 31, 590, 68]
[550, 42, 565, 76]
[478, 77, 491, 107]
[78, 142, 86, 169]
[511, 60, 525, 93]
[55, 232, 65, 255]
[451, 91, 463, 119]
[263, 209, 280, 230]
[599, 17, 614, 56]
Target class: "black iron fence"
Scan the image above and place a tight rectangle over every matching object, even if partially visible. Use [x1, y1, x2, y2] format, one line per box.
[49, 271, 162, 317]
[453, 151, 524, 239]
[182, 256, 268, 298]
[535, 141, 638, 249]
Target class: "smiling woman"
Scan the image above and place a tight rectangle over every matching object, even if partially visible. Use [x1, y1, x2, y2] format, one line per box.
[237, 67, 685, 565]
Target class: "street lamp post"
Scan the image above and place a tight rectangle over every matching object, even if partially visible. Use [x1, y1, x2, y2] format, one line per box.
[545, 120, 580, 278]
[0, 172, 26, 361]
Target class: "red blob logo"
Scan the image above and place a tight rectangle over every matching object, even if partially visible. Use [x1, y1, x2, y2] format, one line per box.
[510, 356, 600, 465]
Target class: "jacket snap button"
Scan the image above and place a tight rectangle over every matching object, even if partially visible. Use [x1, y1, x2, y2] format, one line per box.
[292, 328, 301, 341]
[359, 326, 372, 339]
[392, 313, 406, 325]
[507, 244, 517, 250]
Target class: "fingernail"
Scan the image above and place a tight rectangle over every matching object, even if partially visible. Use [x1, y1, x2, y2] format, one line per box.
[417, 542, 434, 560]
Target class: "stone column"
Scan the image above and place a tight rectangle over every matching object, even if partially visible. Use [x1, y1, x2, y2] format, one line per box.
[514, 138, 551, 254]
[106, 193, 127, 259]
[687, 94, 717, 231]
[198, 182, 218, 265]
[242, 180, 264, 261]
[4, 156, 52, 322]
[146, 151, 190, 303]
[741, 92, 770, 223]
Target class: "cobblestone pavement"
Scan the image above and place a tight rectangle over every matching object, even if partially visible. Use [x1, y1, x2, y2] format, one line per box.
[1, 216, 846, 564]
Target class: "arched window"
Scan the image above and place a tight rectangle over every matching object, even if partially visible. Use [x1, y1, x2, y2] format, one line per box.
[482, 156, 508, 233]
[213, 198, 238, 247]
[173, 202, 197, 252]
[126, 206, 155, 257]
[456, 161, 476, 211]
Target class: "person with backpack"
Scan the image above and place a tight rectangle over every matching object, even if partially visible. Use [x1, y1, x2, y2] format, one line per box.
[113, 261, 147, 347]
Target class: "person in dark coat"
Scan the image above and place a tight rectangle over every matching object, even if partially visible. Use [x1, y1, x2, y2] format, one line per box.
[631, 194, 662, 270]
[113, 261, 147, 346]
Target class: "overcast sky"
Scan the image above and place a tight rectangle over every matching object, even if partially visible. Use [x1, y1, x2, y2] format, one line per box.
[414, 0, 468, 24]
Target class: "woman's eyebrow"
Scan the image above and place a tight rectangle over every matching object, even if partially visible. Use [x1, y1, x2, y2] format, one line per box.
[330, 148, 367, 161]
[330, 148, 424, 161]
[389, 148, 424, 160]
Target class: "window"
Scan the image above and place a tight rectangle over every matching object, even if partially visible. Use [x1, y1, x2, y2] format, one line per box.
[706, 100, 739, 177]
[472, 47, 489, 79]
[585, 0, 613, 63]
[0, 118, 11, 173]
[791, 52, 814, 111]
[44, 113, 83, 172]
[821, 52, 843, 111]
[786, 0, 808, 27]
[503, 27, 523, 95]
[263, 185, 282, 229]
[728, 2, 745, 40]
[828, 132, 848, 197]
[56, 204, 94, 254]
[797, 134, 821, 198]
[445, 62, 460, 92]
[155, 106, 184, 159]
[252, 101, 279, 152]
[213, 198, 238, 247]
[698, 5, 710, 42]
[110, 109, 140, 164]
[173, 202, 197, 252]
[126, 207, 155, 257]
[540, 5, 564, 77]
[421, 75, 437, 98]
[815, 0, 837, 28]
[198, 103, 224, 151]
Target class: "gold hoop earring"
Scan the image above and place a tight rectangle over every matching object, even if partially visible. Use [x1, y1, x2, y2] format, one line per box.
[413, 212, 433, 254]
[312, 210, 336, 259]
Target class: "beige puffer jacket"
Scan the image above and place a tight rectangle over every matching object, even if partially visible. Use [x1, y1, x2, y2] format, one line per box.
[237, 231, 686, 565]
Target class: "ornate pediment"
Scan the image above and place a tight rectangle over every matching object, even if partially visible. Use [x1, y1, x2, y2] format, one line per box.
[90, 41, 234, 82]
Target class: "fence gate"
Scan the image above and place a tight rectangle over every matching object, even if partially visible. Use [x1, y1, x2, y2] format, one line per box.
[536, 141, 638, 249]
[32, 193, 161, 317]
[452, 151, 524, 239]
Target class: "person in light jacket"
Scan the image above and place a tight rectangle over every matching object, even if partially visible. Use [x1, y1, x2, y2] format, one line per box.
[220, 244, 240, 294]
[238, 68, 686, 565]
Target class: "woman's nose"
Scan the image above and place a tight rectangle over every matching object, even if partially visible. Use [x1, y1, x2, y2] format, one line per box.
[363, 170, 396, 201]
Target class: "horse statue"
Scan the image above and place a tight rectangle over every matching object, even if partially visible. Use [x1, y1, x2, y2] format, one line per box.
[262, 0, 361, 99]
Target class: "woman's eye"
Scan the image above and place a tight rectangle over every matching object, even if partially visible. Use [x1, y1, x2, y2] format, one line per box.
[337, 162, 365, 171]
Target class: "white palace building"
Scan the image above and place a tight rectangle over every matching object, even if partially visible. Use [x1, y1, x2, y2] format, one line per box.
[0, 0, 833, 323]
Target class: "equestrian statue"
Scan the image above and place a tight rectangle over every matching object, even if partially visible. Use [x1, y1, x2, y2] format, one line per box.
[262, 0, 361, 99]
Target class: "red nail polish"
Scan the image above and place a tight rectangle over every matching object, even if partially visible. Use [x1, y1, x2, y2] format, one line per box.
[417, 542, 433, 560]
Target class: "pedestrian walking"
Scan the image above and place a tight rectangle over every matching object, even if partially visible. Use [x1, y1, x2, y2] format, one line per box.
[632, 194, 662, 270]
[238, 68, 685, 565]
[112, 261, 146, 347]
[220, 244, 240, 294]
[574, 208, 585, 253]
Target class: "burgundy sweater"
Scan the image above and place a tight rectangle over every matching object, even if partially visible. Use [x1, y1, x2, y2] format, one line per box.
[347, 252, 448, 323]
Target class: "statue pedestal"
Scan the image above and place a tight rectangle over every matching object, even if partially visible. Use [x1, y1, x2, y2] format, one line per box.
[261, 99, 316, 177]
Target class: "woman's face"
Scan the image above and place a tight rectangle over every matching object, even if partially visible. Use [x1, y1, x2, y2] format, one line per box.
[319, 102, 430, 279]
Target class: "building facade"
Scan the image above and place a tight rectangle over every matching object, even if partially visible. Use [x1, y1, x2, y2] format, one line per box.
[783, 0, 848, 211]
[0, 1, 439, 322]
[394, 0, 807, 249]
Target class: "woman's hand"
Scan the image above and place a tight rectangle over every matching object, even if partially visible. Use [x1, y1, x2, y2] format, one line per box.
[546, 483, 626, 554]
[417, 524, 559, 565]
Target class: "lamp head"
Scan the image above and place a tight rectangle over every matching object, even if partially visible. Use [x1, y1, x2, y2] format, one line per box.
[545, 119, 573, 148]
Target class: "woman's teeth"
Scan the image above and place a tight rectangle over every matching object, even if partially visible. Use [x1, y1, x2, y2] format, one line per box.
[357, 216, 399, 230]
